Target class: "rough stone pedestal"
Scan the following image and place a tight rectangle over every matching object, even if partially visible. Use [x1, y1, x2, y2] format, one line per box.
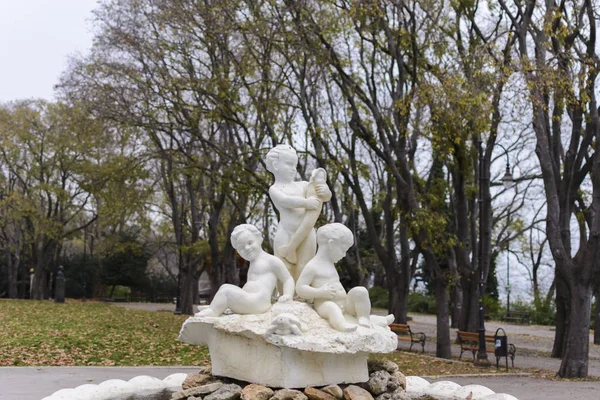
[179, 301, 397, 388]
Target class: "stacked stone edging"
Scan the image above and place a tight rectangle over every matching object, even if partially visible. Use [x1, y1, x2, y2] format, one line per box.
[173, 360, 406, 400]
[171, 360, 518, 400]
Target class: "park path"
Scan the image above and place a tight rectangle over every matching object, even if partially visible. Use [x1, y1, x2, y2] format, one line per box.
[404, 313, 600, 376]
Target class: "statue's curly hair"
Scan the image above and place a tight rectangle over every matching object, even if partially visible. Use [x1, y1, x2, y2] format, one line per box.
[316, 223, 354, 249]
[265, 144, 296, 173]
[230, 224, 263, 249]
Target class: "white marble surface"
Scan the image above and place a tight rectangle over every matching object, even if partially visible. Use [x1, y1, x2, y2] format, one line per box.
[179, 301, 397, 387]
[296, 223, 394, 332]
[266, 145, 332, 281]
[196, 224, 294, 317]
[181, 301, 397, 354]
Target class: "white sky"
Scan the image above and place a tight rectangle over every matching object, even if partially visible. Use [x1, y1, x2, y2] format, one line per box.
[0, 0, 98, 103]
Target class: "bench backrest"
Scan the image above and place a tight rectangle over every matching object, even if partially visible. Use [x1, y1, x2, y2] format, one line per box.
[390, 323, 410, 334]
[508, 311, 530, 316]
[457, 331, 495, 343]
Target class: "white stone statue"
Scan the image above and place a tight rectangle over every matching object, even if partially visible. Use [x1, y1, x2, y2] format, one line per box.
[179, 152, 399, 388]
[295, 223, 394, 332]
[196, 224, 294, 317]
[266, 145, 332, 281]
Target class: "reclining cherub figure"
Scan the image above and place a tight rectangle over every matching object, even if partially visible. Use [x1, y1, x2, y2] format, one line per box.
[196, 224, 294, 317]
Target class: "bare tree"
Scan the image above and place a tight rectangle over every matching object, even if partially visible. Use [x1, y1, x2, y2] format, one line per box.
[497, 0, 599, 377]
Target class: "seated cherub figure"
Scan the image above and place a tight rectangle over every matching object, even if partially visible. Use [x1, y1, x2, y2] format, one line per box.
[196, 224, 294, 317]
[295, 223, 393, 332]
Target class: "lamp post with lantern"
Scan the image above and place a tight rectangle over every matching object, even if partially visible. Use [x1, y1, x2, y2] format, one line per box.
[477, 141, 514, 364]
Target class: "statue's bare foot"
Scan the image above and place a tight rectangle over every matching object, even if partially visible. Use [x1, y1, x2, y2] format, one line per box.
[370, 314, 395, 327]
[332, 322, 357, 332]
[196, 307, 219, 317]
[358, 316, 372, 328]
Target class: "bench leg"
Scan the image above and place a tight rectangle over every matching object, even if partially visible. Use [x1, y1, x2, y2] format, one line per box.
[421, 341, 425, 353]
[409, 341, 414, 352]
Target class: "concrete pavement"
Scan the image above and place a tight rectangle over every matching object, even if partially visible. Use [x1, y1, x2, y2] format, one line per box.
[0, 366, 200, 400]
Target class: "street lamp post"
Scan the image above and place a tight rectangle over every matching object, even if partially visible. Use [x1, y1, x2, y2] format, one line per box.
[497, 143, 515, 317]
[506, 244, 511, 315]
[477, 141, 514, 365]
[476, 138, 489, 365]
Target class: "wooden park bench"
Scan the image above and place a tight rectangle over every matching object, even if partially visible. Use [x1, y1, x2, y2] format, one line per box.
[502, 310, 531, 325]
[390, 323, 427, 353]
[457, 330, 516, 370]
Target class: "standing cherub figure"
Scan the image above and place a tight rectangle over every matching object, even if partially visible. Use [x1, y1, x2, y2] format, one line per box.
[196, 224, 294, 317]
[296, 223, 394, 332]
[266, 145, 332, 281]
[279, 167, 327, 264]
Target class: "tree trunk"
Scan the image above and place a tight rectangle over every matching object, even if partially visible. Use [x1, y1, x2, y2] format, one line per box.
[595, 284, 600, 345]
[181, 263, 196, 315]
[459, 275, 479, 332]
[433, 277, 452, 358]
[32, 240, 55, 300]
[558, 282, 592, 377]
[552, 275, 569, 358]
[450, 281, 462, 329]
[32, 260, 46, 300]
[6, 246, 18, 299]
[388, 271, 408, 324]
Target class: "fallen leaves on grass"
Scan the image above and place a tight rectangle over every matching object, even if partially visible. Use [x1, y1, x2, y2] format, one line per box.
[0, 299, 210, 367]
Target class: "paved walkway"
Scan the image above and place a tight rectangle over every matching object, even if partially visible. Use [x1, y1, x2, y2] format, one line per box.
[403, 314, 600, 377]
[0, 366, 199, 400]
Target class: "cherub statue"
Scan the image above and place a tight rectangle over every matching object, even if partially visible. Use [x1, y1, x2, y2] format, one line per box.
[279, 167, 328, 264]
[196, 224, 294, 317]
[295, 223, 394, 332]
[266, 145, 332, 281]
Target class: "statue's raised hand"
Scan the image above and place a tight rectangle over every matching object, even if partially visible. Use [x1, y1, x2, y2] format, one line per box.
[305, 197, 322, 210]
[315, 183, 330, 199]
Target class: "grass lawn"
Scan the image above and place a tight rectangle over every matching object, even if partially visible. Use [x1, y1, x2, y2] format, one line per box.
[0, 299, 534, 377]
[0, 299, 210, 366]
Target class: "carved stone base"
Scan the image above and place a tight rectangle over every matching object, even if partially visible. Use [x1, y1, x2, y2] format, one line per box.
[178, 301, 397, 388]
[208, 326, 367, 387]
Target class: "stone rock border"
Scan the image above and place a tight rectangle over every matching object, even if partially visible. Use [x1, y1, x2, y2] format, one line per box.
[41, 361, 519, 400]
[41, 373, 187, 400]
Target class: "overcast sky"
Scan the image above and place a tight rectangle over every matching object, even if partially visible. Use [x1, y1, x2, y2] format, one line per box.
[0, 0, 98, 103]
